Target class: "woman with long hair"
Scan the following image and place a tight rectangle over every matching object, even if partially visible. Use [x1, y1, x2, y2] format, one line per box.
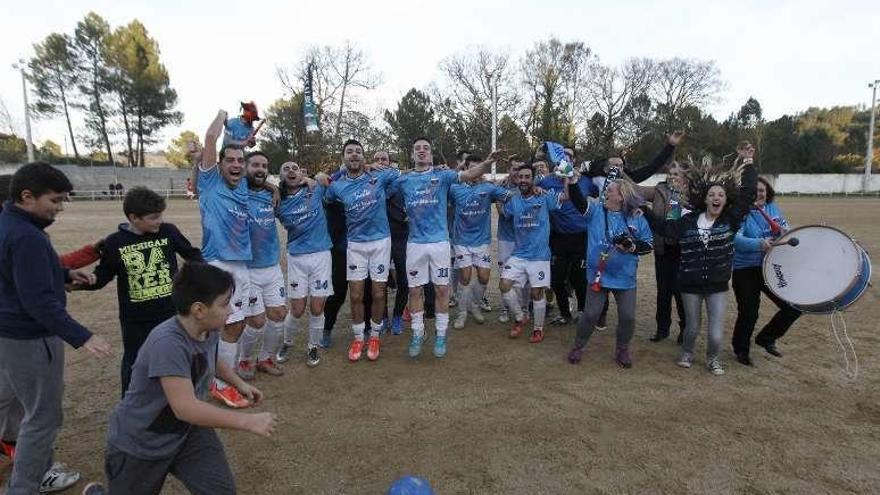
[649, 143, 758, 375]
[731, 177, 801, 365]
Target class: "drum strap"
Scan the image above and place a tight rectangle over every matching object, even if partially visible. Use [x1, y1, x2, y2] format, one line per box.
[830, 310, 859, 380]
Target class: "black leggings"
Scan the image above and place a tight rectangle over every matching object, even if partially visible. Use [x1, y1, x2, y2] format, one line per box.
[550, 231, 586, 318]
[731, 266, 802, 355]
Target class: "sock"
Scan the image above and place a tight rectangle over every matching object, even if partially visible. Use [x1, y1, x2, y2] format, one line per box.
[259, 319, 283, 361]
[308, 314, 325, 349]
[458, 282, 472, 313]
[369, 320, 382, 339]
[239, 324, 263, 363]
[502, 290, 524, 322]
[436, 312, 449, 337]
[519, 288, 529, 312]
[533, 298, 547, 329]
[474, 281, 487, 304]
[352, 322, 365, 341]
[283, 313, 301, 345]
[412, 311, 425, 338]
[216, 339, 238, 389]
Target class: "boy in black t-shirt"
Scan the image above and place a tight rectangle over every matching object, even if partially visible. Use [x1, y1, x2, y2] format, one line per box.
[82, 187, 203, 394]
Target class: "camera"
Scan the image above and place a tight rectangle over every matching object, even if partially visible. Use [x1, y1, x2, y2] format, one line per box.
[612, 232, 634, 251]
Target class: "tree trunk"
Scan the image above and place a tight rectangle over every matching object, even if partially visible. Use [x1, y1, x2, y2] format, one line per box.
[335, 55, 351, 141]
[136, 111, 144, 168]
[119, 93, 134, 166]
[59, 87, 79, 162]
[91, 62, 114, 166]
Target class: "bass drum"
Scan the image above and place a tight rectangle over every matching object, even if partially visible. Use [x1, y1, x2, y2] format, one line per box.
[762, 225, 871, 314]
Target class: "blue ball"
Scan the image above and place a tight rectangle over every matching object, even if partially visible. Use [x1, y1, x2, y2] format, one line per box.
[387, 476, 434, 495]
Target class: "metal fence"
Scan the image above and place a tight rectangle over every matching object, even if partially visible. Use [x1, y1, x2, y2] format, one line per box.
[71, 189, 195, 201]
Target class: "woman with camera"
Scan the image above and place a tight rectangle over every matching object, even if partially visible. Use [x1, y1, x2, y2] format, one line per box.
[566, 170, 654, 368]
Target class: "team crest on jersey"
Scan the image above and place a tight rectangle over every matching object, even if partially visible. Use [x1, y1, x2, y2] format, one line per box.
[369, 176, 378, 185]
[532, 203, 542, 210]
[430, 178, 439, 185]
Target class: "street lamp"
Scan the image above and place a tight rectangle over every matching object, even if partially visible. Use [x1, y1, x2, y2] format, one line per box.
[866, 79, 879, 192]
[11, 59, 34, 163]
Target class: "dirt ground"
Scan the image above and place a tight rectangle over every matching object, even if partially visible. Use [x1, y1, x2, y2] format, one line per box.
[2, 197, 879, 494]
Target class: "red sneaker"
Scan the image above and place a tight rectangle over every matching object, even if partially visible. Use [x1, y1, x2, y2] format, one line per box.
[256, 357, 284, 376]
[403, 308, 412, 322]
[529, 328, 545, 343]
[510, 315, 529, 338]
[1, 440, 15, 462]
[210, 382, 251, 409]
[348, 339, 364, 362]
[236, 359, 255, 381]
[366, 336, 381, 361]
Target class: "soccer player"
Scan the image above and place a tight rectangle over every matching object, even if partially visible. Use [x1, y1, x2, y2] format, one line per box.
[494, 162, 522, 323]
[392, 138, 499, 358]
[196, 110, 254, 408]
[0, 163, 112, 494]
[449, 154, 510, 330]
[499, 163, 569, 344]
[103, 262, 274, 494]
[236, 151, 288, 379]
[276, 162, 333, 367]
[324, 139, 399, 362]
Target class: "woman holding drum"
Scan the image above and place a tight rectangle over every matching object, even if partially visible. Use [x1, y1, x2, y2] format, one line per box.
[731, 178, 802, 365]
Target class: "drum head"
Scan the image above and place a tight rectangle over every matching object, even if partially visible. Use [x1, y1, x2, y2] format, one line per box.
[763, 225, 861, 307]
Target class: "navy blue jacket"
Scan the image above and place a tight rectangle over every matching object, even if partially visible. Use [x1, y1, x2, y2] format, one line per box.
[0, 201, 92, 347]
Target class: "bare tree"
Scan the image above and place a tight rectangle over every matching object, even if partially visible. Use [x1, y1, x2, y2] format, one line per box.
[277, 41, 380, 142]
[585, 58, 655, 153]
[649, 57, 724, 131]
[0, 96, 19, 135]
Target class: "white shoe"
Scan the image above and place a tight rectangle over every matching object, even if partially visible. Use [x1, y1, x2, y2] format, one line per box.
[470, 304, 485, 324]
[453, 311, 467, 330]
[676, 353, 693, 368]
[479, 297, 492, 312]
[276, 343, 293, 363]
[498, 308, 510, 323]
[40, 462, 81, 493]
[449, 295, 458, 308]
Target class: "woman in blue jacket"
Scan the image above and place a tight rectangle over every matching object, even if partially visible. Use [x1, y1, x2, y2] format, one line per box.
[566, 173, 653, 368]
[731, 177, 801, 365]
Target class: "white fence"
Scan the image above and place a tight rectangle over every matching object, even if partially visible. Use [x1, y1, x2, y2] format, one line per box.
[625, 174, 880, 195]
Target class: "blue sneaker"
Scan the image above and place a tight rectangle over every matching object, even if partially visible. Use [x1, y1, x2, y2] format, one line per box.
[408, 335, 424, 358]
[391, 316, 403, 335]
[320, 330, 333, 349]
[433, 336, 447, 358]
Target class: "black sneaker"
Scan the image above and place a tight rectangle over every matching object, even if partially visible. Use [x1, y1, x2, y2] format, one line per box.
[306, 346, 321, 367]
[735, 353, 753, 366]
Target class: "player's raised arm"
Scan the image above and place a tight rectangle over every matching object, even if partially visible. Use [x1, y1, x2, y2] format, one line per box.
[201, 110, 228, 173]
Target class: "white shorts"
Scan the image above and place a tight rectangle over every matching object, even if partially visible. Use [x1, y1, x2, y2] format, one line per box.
[208, 260, 251, 324]
[453, 244, 492, 270]
[407, 241, 451, 287]
[497, 240, 515, 267]
[347, 237, 391, 282]
[500, 256, 551, 289]
[287, 251, 334, 299]
[246, 265, 286, 317]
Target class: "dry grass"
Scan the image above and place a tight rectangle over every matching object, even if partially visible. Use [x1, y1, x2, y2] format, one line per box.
[3, 197, 879, 494]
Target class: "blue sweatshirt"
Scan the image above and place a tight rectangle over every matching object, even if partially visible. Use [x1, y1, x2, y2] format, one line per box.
[538, 175, 598, 234]
[733, 202, 789, 270]
[583, 203, 653, 290]
[0, 201, 92, 347]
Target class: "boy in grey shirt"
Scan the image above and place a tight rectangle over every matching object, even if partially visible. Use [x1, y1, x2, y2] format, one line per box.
[104, 262, 276, 494]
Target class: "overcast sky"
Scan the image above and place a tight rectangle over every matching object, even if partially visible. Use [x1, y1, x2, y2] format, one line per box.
[1, 0, 878, 153]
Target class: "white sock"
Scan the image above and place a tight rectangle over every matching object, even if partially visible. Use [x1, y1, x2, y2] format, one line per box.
[283, 312, 300, 345]
[216, 339, 238, 389]
[308, 314, 325, 349]
[436, 312, 449, 337]
[239, 324, 263, 362]
[369, 320, 382, 340]
[259, 319, 283, 361]
[412, 311, 425, 338]
[502, 290, 524, 322]
[533, 298, 547, 329]
[352, 322, 365, 341]
[519, 288, 529, 311]
[474, 281, 487, 304]
[458, 282, 472, 314]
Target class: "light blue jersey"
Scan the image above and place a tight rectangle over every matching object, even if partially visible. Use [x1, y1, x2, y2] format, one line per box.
[324, 169, 398, 242]
[583, 204, 653, 290]
[246, 188, 280, 269]
[450, 182, 509, 247]
[197, 167, 251, 262]
[224, 117, 253, 144]
[502, 192, 562, 261]
[392, 168, 459, 244]
[496, 182, 518, 242]
[277, 184, 332, 255]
